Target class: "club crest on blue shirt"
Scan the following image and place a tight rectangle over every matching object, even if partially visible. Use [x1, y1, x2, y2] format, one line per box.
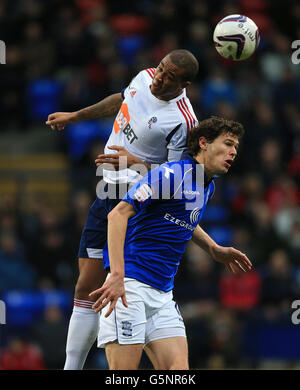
[148, 116, 157, 129]
[134, 183, 154, 202]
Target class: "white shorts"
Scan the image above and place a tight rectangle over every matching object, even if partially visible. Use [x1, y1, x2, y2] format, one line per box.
[98, 276, 186, 348]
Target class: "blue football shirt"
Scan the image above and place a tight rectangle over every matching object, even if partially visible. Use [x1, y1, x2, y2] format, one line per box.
[103, 155, 215, 291]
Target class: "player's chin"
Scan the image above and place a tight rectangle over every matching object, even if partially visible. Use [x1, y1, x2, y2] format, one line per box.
[151, 82, 163, 94]
[218, 165, 230, 175]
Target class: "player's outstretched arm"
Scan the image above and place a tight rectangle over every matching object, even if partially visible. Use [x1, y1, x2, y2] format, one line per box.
[89, 201, 136, 317]
[45, 93, 123, 130]
[192, 225, 252, 274]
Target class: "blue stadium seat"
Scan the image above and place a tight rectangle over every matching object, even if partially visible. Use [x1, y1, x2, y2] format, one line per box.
[202, 204, 229, 223]
[27, 79, 63, 121]
[206, 225, 233, 246]
[65, 119, 114, 159]
[1, 290, 72, 327]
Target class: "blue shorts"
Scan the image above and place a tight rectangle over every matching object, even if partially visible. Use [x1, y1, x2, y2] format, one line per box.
[78, 184, 126, 259]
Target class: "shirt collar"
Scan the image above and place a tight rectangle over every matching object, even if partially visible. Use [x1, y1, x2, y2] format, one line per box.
[185, 154, 215, 188]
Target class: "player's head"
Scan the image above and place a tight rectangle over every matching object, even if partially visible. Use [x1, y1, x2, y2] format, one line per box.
[188, 116, 244, 177]
[150, 49, 199, 101]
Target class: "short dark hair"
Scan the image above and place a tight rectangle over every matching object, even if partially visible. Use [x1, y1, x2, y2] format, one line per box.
[188, 116, 245, 156]
[168, 49, 199, 82]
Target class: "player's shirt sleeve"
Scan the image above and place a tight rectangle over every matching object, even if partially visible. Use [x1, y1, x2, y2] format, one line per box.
[166, 124, 188, 162]
[121, 71, 144, 101]
[121, 88, 126, 99]
[122, 164, 176, 213]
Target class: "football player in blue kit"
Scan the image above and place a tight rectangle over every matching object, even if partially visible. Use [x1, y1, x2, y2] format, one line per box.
[90, 116, 252, 370]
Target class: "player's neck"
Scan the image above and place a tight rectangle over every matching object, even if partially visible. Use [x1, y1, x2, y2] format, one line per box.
[193, 154, 214, 180]
[151, 87, 183, 101]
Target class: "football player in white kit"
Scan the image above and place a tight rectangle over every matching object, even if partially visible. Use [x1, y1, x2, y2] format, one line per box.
[46, 49, 199, 370]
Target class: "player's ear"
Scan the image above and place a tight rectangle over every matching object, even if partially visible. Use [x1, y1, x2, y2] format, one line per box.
[181, 80, 191, 89]
[198, 136, 208, 151]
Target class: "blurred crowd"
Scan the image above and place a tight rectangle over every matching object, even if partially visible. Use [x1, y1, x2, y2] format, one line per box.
[0, 0, 300, 370]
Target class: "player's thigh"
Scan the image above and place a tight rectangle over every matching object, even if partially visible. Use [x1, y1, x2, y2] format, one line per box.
[144, 336, 189, 370]
[144, 299, 188, 369]
[78, 257, 107, 285]
[105, 341, 144, 370]
[75, 258, 107, 300]
[75, 196, 115, 298]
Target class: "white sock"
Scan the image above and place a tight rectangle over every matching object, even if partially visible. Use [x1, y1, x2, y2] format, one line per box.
[64, 299, 99, 370]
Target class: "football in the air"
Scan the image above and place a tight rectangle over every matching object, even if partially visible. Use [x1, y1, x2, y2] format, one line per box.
[213, 14, 260, 61]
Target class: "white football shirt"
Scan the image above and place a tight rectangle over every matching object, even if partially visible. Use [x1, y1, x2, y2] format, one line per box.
[103, 68, 198, 184]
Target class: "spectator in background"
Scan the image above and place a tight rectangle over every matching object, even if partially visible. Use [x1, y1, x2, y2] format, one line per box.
[260, 249, 297, 315]
[150, 32, 179, 65]
[60, 69, 91, 113]
[260, 33, 300, 82]
[175, 242, 220, 310]
[231, 172, 264, 219]
[24, 205, 75, 288]
[65, 190, 93, 244]
[219, 224, 261, 313]
[0, 232, 35, 291]
[219, 268, 262, 312]
[245, 101, 284, 162]
[267, 175, 300, 218]
[258, 138, 283, 187]
[247, 201, 286, 264]
[32, 305, 68, 369]
[200, 67, 238, 115]
[174, 242, 221, 369]
[151, 0, 183, 42]
[0, 45, 27, 129]
[32, 229, 73, 289]
[236, 68, 271, 113]
[0, 336, 45, 370]
[186, 21, 210, 78]
[206, 308, 241, 368]
[288, 220, 300, 260]
[22, 21, 56, 79]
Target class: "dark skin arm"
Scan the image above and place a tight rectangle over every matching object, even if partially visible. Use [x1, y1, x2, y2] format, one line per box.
[46, 92, 151, 172]
[45, 93, 123, 130]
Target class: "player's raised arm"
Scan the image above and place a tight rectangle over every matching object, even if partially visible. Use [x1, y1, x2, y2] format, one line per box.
[192, 225, 252, 274]
[89, 201, 136, 317]
[45, 92, 123, 130]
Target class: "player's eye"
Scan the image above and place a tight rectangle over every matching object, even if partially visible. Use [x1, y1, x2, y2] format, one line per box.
[226, 142, 236, 150]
